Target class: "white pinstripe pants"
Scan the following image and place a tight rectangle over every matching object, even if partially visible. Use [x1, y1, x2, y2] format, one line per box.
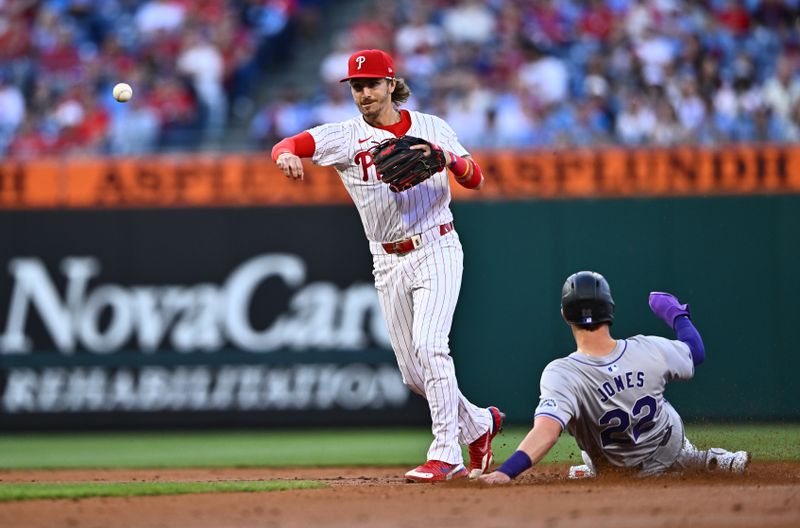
[372, 230, 491, 464]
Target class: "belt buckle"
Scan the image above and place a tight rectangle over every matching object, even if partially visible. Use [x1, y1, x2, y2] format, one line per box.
[392, 234, 422, 254]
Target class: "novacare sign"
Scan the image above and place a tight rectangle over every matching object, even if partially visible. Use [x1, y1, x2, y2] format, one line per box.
[0, 254, 391, 355]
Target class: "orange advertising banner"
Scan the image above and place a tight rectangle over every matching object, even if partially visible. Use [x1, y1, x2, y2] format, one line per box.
[1, 146, 798, 209]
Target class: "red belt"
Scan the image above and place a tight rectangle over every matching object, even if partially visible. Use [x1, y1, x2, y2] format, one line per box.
[382, 222, 454, 255]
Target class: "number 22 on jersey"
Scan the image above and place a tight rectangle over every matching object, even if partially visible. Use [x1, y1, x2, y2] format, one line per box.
[598, 395, 658, 447]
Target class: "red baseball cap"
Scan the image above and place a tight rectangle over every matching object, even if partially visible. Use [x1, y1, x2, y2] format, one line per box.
[340, 49, 396, 82]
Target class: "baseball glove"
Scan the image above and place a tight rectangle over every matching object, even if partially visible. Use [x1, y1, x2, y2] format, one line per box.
[369, 135, 447, 192]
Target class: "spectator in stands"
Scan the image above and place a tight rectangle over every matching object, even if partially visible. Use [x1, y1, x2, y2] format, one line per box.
[517, 44, 569, 107]
[250, 90, 313, 147]
[0, 9, 30, 66]
[652, 97, 689, 146]
[525, 0, 575, 49]
[0, 74, 25, 154]
[442, 78, 493, 148]
[616, 95, 657, 145]
[6, 115, 50, 158]
[441, 0, 495, 45]
[625, 0, 656, 41]
[634, 26, 677, 87]
[568, 99, 613, 147]
[150, 73, 198, 149]
[214, 10, 258, 119]
[135, 0, 185, 37]
[50, 88, 85, 141]
[394, 6, 442, 57]
[319, 35, 353, 84]
[782, 100, 800, 141]
[246, 0, 301, 69]
[484, 90, 540, 148]
[95, 33, 137, 79]
[344, 0, 394, 50]
[753, 0, 798, 31]
[37, 21, 81, 81]
[715, 0, 751, 37]
[109, 96, 160, 155]
[313, 85, 355, 125]
[73, 91, 110, 154]
[672, 75, 707, 133]
[763, 55, 800, 121]
[580, 0, 615, 43]
[177, 28, 227, 142]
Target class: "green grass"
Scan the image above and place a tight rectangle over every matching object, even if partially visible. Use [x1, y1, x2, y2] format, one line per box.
[0, 480, 323, 502]
[0, 425, 795, 503]
[0, 424, 796, 470]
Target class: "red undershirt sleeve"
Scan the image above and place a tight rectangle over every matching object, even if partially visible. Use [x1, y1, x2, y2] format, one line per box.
[447, 152, 483, 189]
[271, 131, 316, 161]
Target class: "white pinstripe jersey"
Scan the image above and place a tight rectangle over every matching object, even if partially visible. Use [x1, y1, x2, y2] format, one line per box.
[534, 335, 694, 468]
[307, 110, 469, 244]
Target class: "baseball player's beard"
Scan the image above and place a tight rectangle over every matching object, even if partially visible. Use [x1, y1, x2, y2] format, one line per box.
[359, 101, 380, 120]
[358, 96, 391, 123]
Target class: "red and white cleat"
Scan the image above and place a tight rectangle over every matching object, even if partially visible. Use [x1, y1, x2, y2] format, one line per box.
[468, 406, 506, 478]
[405, 460, 468, 483]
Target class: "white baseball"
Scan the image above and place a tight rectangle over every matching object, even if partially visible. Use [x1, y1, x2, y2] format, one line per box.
[112, 82, 133, 103]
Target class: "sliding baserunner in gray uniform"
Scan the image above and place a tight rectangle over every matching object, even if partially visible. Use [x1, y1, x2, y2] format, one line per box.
[481, 271, 750, 484]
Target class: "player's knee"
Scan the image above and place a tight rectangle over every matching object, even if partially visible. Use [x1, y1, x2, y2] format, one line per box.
[403, 381, 425, 396]
[413, 340, 451, 370]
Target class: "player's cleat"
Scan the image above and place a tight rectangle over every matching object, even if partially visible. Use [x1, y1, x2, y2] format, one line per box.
[731, 451, 751, 473]
[706, 449, 751, 473]
[405, 460, 468, 483]
[468, 406, 506, 478]
[568, 464, 597, 479]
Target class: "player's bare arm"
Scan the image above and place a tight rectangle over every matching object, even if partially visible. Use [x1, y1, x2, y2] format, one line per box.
[480, 416, 562, 484]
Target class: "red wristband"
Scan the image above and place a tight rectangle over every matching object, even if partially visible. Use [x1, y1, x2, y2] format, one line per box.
[447, 153, 470, 178]
[459, 159, 483, 189]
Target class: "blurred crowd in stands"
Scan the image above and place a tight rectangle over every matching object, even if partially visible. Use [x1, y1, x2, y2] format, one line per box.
[254, 0, 800, 150]
[1, 0, 799, 157]
[0, 0, 325, 157]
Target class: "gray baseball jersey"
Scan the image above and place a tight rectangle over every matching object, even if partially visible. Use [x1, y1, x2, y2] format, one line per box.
[534, 335, 694, 469]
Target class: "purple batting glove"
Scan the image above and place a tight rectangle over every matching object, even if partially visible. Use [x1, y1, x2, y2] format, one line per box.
[648, 291, 691, 329]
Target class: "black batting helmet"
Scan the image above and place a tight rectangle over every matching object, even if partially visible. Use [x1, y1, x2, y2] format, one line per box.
[561, 271, 615, 327]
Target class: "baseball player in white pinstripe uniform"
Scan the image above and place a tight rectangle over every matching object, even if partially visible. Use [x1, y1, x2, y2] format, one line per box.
[481, 271, 750, 484]
[271, 49, 504, 482]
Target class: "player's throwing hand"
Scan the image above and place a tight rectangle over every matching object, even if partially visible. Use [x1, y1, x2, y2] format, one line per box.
[276, 152, 305, 180]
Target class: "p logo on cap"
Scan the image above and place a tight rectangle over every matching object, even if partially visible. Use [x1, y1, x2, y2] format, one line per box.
[340, 49, 396, 82]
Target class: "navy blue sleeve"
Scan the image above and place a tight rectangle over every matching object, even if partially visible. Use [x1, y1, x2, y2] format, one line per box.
[674, 315, 705, 365]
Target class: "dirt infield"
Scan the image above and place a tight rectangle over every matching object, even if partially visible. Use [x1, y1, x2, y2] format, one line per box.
[1, 462, 798, 528]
